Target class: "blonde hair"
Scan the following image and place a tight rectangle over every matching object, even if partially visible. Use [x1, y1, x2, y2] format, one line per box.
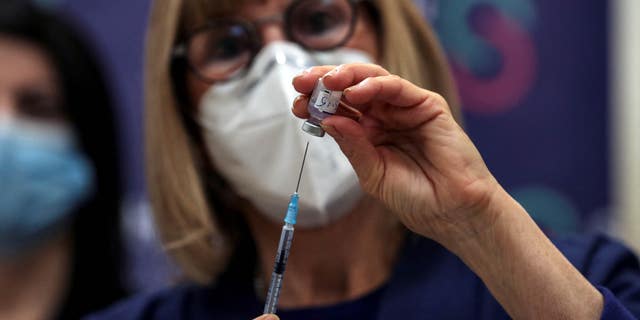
[145, 0, 461, 284]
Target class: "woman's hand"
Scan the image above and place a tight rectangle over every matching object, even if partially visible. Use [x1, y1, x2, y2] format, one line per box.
[292, 64, 604, 319]
[292, 63, 501, 246]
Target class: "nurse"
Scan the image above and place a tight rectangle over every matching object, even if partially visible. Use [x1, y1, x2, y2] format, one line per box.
[93, 0, 640, 319]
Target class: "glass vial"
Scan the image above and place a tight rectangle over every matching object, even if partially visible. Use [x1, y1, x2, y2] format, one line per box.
[301, 78, 342, 137]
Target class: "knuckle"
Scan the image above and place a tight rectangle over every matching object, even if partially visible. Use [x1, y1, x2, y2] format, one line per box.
[349, 63, 390, 76]
[430, 92, 447, 106]
[357, 76, 375, 88]
[387, 74, 403, 83]
[334, 63, 352, 73]
[374, 64, 391, 75]
[310, 65, 334, 74]
[308, 66, 322, 74]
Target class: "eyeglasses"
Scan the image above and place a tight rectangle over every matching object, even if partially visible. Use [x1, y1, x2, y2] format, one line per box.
[172, 0, 365, 83]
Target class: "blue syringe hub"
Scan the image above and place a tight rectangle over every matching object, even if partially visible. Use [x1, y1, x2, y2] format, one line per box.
[284, 193, 299, 225]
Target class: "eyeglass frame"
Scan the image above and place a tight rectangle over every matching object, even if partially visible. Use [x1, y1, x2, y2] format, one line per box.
[171, 0, 369, 84]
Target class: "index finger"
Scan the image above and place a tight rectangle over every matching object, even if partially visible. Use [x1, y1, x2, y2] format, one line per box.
[292, 63, 390, 94]
[320, 63, 391, 91]
[292, 65, 336, 94]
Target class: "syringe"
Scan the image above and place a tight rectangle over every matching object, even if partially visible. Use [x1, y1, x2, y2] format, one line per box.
[263, 142, 310, 315]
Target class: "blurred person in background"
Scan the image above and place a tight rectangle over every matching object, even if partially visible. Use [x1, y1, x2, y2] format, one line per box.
[0, 1, 127, 319]
[92, 0, 640, 319]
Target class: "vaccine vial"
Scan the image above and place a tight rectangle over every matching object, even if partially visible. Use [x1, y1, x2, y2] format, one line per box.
[301, 78, 342, 137]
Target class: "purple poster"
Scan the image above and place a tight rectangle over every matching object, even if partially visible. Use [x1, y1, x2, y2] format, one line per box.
[431, 0, 610, 234]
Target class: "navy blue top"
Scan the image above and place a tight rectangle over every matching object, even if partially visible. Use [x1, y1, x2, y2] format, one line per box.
[276, 284, 385, 320]
[88, 234, 640, 319]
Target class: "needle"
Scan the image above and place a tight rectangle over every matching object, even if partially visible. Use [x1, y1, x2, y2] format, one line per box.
[295, 142, 309, 193]
[263, 142, 310, 315]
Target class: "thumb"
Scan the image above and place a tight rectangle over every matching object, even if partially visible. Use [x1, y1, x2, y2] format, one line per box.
[321, 116, 383, 192]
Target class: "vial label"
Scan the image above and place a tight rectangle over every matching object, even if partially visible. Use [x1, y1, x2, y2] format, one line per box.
[311, 81, 342, 114]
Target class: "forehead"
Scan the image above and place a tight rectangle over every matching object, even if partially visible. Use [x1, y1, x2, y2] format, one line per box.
[0, 36, 57, 91]
[237, 0, 290, 18]
[180, 0, 291, 33]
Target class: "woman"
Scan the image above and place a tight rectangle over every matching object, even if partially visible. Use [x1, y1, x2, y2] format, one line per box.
[93, 0, 640, 319]
[0, 1, 127, 319]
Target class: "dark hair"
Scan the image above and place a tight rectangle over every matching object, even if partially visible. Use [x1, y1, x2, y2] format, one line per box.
[0, 1, 127, 318]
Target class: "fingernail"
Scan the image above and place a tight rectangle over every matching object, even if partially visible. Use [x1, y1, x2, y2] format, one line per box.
[323, 65, 342, 80]
[293, 95, 309, 113]
[321, 124, 342, 139]
[265, 315, 280, 320]
[292, 74, 304, 84]
[292, 69, 311, 82]
[357, 77, 371, 88]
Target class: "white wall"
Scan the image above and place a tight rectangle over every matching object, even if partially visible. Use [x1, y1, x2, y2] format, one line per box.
[611, 0, 640, 251]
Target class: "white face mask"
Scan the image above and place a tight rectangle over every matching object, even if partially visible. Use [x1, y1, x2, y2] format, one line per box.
[198, 42, 373, 228]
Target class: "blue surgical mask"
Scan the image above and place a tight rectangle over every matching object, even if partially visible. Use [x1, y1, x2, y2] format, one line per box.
[0, 117, 94, 257]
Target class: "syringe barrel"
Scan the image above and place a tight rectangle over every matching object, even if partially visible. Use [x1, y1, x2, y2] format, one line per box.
[264, 272, 283, 314]
[263, 224, 295, 314]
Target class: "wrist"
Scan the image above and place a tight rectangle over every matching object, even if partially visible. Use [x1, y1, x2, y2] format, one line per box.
[430, 183, 515, 256]
[431, 187, 604, 319]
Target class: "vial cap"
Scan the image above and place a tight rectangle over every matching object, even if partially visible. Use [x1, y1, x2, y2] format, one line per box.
[301, 121, 325, 137]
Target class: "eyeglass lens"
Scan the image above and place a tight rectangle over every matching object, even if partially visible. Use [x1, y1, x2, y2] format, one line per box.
[185, 0, 356, 81]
